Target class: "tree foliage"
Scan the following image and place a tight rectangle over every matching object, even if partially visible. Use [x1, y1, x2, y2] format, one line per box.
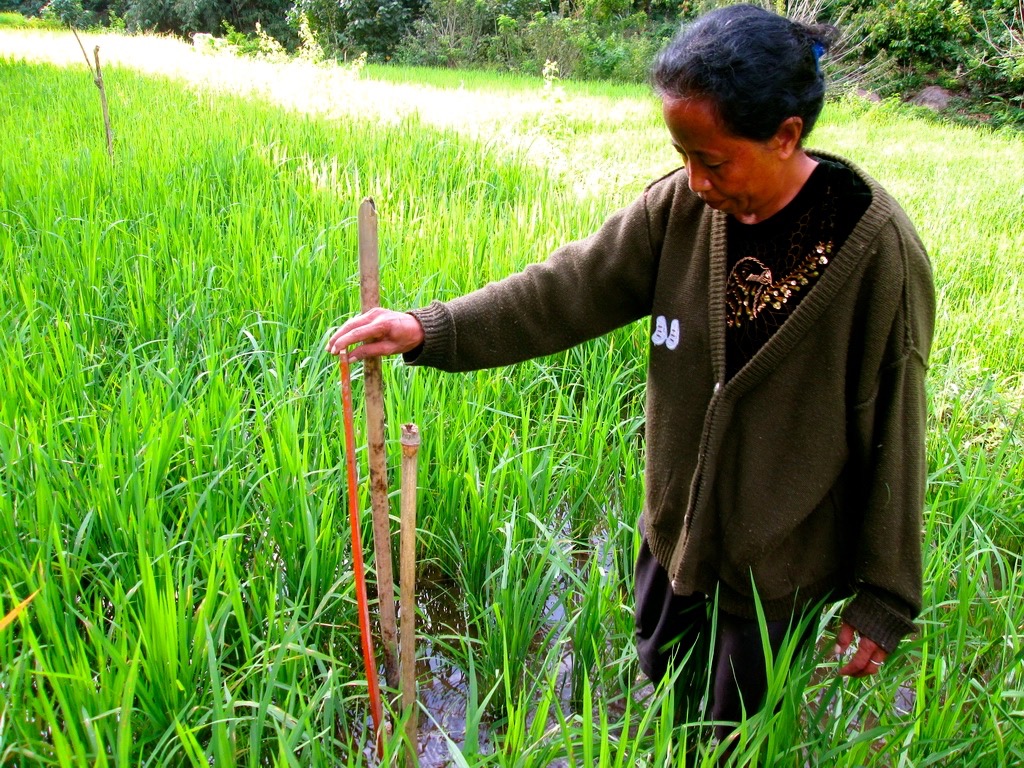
[7, 0, 1023, 122]
[289, 0, 423, 58]
[850, 0, 1023, 103]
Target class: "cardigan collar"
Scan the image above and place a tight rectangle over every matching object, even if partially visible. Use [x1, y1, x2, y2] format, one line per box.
[709, 150, 897, 395]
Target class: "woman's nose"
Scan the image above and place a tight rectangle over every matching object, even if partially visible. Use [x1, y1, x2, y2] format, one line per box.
[687, 164, 711, 193]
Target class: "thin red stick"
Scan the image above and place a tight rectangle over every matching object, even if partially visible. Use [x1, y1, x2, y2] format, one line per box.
[340, 355, 384, 753]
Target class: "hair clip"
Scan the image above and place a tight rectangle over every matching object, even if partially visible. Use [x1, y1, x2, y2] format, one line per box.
[811, 42, 825, 73]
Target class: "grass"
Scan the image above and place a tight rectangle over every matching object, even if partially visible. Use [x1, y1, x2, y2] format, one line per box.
[363, 61, 658, 101]
[1, 32, 1023, 767]
[0, 12, 62, 30]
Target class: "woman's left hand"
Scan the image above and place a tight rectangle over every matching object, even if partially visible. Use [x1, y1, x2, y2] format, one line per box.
[835, 622, 889, 677]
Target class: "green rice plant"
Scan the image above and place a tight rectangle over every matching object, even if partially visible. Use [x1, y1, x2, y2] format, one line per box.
[462, 512, 566, 703]
[567, 555, 613, 708]
[1, 36, 1023, 766]
[496, 652, 563, 766]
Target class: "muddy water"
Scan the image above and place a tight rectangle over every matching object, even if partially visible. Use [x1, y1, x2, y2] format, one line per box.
[385, 568, 610, 766]
[400, 593, 920, 766]
[408, 572, 493, 766]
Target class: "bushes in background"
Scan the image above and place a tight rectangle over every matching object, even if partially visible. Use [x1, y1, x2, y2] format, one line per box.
[2, 0, 1021, 125]
[394, 5, 663, 81]
[852, 0, 1023, 103]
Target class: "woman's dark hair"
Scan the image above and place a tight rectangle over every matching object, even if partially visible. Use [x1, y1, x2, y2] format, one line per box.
[652, 4, 836, 142]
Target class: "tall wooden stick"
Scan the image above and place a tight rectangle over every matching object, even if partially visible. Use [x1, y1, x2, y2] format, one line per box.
[399, 424, 420, 765]
[358, 198, 400, 691]
[70, 28, 114, 160]
[93, 47, 114, 161]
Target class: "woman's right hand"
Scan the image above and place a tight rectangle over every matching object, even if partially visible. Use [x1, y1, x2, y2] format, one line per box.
[326, 308, 425, 362]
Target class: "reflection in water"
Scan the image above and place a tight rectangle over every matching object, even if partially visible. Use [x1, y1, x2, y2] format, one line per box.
[396, 525, 625, 766]
[416, 655, 481, 765]
[410, 569, 489, 765]
[399, 578, 920, 766]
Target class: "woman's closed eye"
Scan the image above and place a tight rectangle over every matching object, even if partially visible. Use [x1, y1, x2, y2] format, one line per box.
[674, 145, 724, 170]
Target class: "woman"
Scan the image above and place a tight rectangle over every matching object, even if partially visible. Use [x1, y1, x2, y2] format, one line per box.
[327, 3, 934, 747]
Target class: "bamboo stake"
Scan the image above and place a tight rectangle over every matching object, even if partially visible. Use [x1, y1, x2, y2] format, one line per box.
[399, 424, 420, 765]
[358, 198, 400, 691]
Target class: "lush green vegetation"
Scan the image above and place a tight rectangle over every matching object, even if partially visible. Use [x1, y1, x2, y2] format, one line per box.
[1, 49, 1022, 766]
[0, 8, 57, 27]
[3, 0, 1022, 127]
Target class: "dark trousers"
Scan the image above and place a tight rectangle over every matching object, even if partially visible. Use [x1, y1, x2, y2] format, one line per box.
[634, 535, 817, 743]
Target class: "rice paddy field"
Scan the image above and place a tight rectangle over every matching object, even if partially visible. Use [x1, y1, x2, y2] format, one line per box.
[1, 26, 1023, 767]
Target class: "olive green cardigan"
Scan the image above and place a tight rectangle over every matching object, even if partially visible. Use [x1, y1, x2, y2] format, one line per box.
[407, 152, 935, 652]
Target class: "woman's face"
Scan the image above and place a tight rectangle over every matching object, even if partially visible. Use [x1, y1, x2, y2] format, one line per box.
[661, 96, 802, 225]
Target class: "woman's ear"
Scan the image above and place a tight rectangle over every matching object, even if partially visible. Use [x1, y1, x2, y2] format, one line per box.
[771, 116, 805, 158]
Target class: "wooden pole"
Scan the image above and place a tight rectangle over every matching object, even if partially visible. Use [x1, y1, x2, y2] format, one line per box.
[357, 198, 400, 691]
[70, 28, 114, 161]
[93, 47, 114, 161]
[399, 424, 420, 765]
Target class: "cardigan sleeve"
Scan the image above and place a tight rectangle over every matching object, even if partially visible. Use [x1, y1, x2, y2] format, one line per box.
[403, 183, 678, 372]
[842, 217, 935, 652]
[842, 348, 928, 650]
